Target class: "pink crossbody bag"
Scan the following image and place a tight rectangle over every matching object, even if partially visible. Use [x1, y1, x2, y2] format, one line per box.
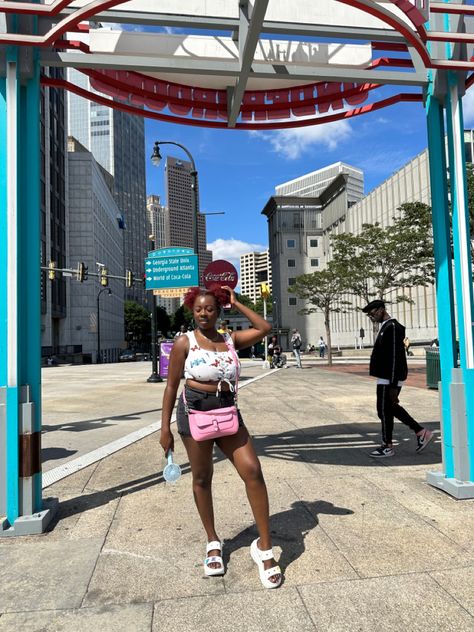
[182, 335, 240, 441]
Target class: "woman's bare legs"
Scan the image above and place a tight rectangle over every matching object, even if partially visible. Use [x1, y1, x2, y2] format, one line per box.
[181, 435, 222, 569]
[217, 426, 281, 584]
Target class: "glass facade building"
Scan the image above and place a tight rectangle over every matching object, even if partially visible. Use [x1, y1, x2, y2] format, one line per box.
[67, 68, 147, 304]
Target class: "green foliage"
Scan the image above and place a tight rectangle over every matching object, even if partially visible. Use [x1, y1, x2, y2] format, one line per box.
[466, 163, 474, 239]
[331, 202, 434, 305]
[155, 306, 171, 338]
[254, 295, 273, 316]
[289, 264, 350, 365]
[172, 304, 193, 331]
[124, 300, 150, 346]
[228, 292, 256, 315]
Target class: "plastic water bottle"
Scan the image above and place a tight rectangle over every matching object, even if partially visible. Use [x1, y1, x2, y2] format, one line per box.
[163, 451, 181, 483]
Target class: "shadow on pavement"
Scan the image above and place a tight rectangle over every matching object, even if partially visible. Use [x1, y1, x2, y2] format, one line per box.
[251, 421, 442, 467]
[41, 407, 163, 433]
[222, 499, 353, 573]
[42, 447, 77, 464]
[47, 421, 441, 531]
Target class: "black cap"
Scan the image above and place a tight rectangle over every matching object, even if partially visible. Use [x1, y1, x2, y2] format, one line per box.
[362, 299, 385, 313]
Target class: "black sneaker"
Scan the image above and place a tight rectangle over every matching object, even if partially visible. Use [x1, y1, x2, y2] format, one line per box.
[416, 429, 434, 453]
[369, 445, 395, 458]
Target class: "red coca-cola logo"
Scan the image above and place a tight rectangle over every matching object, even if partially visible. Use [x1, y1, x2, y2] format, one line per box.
[203, 260, 238, 290]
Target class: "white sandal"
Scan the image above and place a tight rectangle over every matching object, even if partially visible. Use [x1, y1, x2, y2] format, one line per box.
[250, 538, 282, 589]
[204, 540, 224, 577]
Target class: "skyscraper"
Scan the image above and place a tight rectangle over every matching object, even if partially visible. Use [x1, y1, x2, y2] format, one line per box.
[41, 68, 68, 357]
[240, 250, 272, 303]
[67, 68, 147, 304]
[165, 156, 212, 280]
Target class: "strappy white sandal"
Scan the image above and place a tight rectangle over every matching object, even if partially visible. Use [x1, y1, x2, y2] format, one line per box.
[204, 540, 224, 577]
[250, 538, 282, 589]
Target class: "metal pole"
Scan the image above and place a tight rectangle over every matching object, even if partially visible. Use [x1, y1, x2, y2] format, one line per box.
[97, 291, 101, 364]
[152, 141, 199, 277]
[263, 297, 269, 369]
[147, 239, 163, 383]
[191, 168, 200, 281]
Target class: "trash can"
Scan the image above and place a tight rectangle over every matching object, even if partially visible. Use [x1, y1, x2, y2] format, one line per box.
[425, 347, 441, 389]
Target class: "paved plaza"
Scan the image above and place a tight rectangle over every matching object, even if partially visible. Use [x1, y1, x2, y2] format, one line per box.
[1, 361, 474, 631]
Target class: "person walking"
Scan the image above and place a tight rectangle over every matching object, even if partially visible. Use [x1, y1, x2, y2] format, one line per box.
[362, 299, 433, 458]
[174, 324, 187, 339]
[160, 285, 282, 588]
[318, 336, 326, 358]
[290, 328, 303, 368]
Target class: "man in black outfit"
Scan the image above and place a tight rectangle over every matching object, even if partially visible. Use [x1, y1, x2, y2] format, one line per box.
[362, 299, 433, 458]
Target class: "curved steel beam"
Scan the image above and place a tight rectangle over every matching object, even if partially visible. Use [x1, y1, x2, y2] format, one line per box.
[42, 74, 422, 130]
[335, 0, 430, 67]
[0, 0, 128, 46]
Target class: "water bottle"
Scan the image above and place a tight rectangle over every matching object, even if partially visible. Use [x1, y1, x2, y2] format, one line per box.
[163, 451, 181, 483]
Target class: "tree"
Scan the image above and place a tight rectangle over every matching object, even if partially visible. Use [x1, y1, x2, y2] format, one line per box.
[172, 304, 193, 332]
[465, 164, 474, 258]
[254, 295, 273, 316]
[124, 301, 150, 348]
[155, 306, 171, 338]
[331, 202, 434, 306]
[289, 264, 350, 366]
[228, 292, 255, 315]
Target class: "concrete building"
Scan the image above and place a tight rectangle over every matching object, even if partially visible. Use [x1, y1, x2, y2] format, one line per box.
[264, 149, 445, 350]
[67, 137, 124, 362]
[40, 68, 69, 360]
[275, 161, 364, 206]
[262, 185, 338, 349]
[67, 68, 147, 304]
[146, 194, 177, 315]
[165, 156, 212, 281]
[240, 250, 272, 303]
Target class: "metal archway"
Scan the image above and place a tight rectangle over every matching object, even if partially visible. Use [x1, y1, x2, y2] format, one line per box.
[1, 1, 474, 536]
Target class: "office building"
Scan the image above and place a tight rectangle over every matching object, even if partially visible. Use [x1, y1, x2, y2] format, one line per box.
[40, 68, 68, 359]
[165, 156, 212, 281]
[262, 179, 343, 349]
[67, 137, 125, 362]
[240, 250, 272, 303]
[67, 68, 147, 304]
[275, 161, 364, 206]
[146, 194, 177, 315]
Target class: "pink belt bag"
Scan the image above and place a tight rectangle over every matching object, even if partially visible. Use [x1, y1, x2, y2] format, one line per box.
[183, 336, 240, 441]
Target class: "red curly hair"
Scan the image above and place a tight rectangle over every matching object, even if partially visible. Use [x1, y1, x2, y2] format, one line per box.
[183, 284, 230, 311]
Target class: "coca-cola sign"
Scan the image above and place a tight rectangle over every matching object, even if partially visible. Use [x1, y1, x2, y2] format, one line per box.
[203, 260, 238, 290]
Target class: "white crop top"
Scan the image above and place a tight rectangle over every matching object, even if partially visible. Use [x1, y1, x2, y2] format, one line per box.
[184, 331, 240, 384]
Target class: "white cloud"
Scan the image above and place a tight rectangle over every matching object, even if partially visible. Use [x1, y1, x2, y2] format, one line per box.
[253, 120, 352, 160]
[207, 238, 267, 273]
[463, 88, 474, 125]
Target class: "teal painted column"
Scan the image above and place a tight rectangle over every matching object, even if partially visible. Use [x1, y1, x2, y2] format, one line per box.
[425, 90, 456, 478]
[445, 74, 474, 484]
[0, 50, 55, 535]
[0, 65, 8, 523]
[426, 70, 474, 498]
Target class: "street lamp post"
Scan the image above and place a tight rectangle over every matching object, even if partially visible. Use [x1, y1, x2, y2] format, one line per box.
[151, 141, 199, 273]
[97, 287, 112, 364]
[147, 234, 163, 383]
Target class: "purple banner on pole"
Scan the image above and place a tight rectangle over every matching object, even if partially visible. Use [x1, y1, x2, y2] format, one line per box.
[159, 341, 174, 377]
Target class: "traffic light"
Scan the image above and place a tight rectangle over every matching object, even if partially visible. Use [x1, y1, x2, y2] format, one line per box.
[125, 269, 134, 288]
[100, 267, 109, 287]
[260, 282, 270, 299]
[48, 261, 56, 281]
[77, 262, 88, 282]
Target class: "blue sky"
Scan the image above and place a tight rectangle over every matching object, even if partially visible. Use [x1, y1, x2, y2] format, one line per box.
[145, 99, 431, 269]
[101, 22, 474, 273]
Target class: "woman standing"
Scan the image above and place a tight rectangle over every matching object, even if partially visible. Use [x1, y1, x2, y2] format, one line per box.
[160, 285, 282, 588]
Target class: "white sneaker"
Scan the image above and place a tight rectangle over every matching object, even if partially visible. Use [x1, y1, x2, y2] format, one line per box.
[369, 445, 395, 458]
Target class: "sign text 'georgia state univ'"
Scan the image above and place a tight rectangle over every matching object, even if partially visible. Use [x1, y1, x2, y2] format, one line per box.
[145, 248, 198, 290]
